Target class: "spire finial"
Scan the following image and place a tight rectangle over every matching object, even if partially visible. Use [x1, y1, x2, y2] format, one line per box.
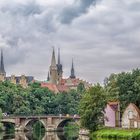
[0, 49, 6, 76]
[51, 47, 56, 66]
[70, 58, 76, 79]
[72, 58, 74, 69]
[58, 48, 60, 64]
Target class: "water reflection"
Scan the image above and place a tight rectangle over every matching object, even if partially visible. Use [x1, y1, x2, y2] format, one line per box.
[0, 131, 89, 140]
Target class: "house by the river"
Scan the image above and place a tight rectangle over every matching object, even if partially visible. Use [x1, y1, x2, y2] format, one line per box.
[104, 101, 120, 127]
[122, 103, 140, 128]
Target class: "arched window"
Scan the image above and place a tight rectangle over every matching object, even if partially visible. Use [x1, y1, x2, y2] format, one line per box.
[128, 111, 133, 119]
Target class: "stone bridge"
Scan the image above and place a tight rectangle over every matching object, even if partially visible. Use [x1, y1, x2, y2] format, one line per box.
[1, 115, 80, 131]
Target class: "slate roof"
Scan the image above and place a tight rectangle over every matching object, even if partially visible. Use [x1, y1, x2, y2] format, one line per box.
[6, 76, 34, 84]
[108, 101, 119, 112]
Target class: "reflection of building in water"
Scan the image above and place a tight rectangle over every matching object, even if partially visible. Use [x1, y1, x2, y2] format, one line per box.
[5, 131, 90, 140]
[14, 132, 60, 140]
[79, 135, 89, 140]
[15, 132, 27, 140]
[43, 132, 59, 140]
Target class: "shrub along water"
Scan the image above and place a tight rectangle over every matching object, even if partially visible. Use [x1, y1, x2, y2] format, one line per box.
[91, 128, 140, 139]
[64, 122, 79, 139]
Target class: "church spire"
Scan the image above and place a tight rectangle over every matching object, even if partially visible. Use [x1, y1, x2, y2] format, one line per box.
[51, 47, 56, 67]
[70, 59, 76, 79]
[0, 49, 6, 76]
[50, 47, 58, 84]
[58, 48, 60, 65]
[57, 48, 63, 83]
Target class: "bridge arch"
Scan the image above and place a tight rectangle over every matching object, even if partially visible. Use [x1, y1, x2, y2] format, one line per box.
[57, 118, 79, 131]
[24, 119, 47, 131]
[1, 120, 15, 131]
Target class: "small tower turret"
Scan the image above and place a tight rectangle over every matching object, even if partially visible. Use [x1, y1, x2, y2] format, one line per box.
[70, 59, 76, 79]
[47, 72, 50, 81]
[57, 48, 63, 83]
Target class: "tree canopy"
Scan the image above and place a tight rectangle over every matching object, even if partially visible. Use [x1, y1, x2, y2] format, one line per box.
[105, 68, 140, 112]
[0, 81, 82, 116]
[79, 84, 106, 131]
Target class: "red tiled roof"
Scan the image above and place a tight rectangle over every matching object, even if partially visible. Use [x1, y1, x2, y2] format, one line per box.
[60, 78, 80, 86]
[41, 82, 59, 93]
[57, 85, 70, 92]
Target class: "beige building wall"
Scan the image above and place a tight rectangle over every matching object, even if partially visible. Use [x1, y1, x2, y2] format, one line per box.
[19, 75, 28, 88]
[11, 75, 16, 84]
[0, 74, 5, 82]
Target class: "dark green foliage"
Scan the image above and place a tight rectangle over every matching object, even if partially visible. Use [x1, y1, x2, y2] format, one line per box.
[77, 82, 85, 93]
[105, 68, 140, 113]
[0, 108, 3, 131]
[64, 123, 79, 140]
[79, 84, 107, 131]
[0, 81, 82, 115]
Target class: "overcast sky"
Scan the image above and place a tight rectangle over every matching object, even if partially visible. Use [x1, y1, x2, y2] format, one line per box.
[0, 0, 140, 84]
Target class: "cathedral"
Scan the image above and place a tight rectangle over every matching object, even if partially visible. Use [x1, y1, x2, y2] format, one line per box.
[41, 48, 91, 93]
[0, 50, 34, 88]
[0, 49, 91, 91]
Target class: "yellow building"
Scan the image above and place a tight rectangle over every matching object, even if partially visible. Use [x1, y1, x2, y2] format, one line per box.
[0, 50, 34, 87]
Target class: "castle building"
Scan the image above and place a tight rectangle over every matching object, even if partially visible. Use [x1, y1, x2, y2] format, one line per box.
[0, 49, 34, 88]
[41, 48, 92, 93]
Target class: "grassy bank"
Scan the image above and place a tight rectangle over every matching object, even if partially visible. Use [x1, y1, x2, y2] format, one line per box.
[91, 128, 140, 139]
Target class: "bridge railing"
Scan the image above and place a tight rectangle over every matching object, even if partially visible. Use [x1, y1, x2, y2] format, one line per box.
[2, 114, 80, 119]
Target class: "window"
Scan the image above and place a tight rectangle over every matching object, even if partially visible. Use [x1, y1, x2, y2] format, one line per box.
[128, 111, 133, 119]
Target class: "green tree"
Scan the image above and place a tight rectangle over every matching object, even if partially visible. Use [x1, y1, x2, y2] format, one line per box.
[79, 84, 106, 131]
[105, 68, 140, 113]
[0, 81, 81, 116]
[0, 108, 3, 130]
[77, 83, 85, 93]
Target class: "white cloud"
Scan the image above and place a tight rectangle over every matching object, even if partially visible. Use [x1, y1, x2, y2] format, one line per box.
[0, 0, 139, 84]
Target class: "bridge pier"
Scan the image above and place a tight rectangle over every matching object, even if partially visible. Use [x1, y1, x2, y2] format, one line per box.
[15, 125, 25, 131]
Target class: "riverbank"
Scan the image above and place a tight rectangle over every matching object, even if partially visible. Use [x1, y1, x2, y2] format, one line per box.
[91, 128, 140, 139]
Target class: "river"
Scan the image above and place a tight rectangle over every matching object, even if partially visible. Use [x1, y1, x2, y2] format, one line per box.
[0, 131, 137, 140]
[0, 131, 90, 140]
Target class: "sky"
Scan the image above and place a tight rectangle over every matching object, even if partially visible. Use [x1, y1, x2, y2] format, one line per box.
[0, 0, 140, 84]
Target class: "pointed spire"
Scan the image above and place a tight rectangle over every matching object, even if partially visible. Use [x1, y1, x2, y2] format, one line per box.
[58, 48, 60, 64]
[72, 59, 74, 69]
[50, 47, 58, 84]
[70, 59, 76, 79]
[47, 72, 50, 81]
[51, 47, 56, 67]
[0, 49, 6, 76]
[57, 48, 63, 82]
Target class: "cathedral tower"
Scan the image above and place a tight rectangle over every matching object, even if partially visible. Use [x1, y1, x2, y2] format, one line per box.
[50, 48, 58, 84]
[70, 59, 76, 79]
[57, 48, 63, 83]
[0, 49, 6, 81]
